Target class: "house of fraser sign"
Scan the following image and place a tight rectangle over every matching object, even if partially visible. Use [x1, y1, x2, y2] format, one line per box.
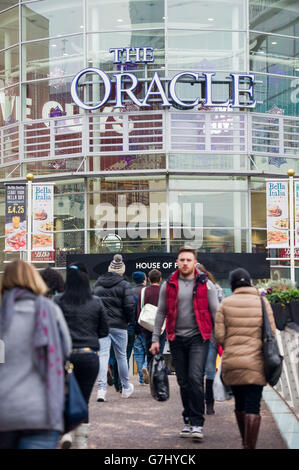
[71, 47, 257, 111]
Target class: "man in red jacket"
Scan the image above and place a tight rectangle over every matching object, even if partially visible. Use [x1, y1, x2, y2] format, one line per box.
[150, 246, 219, 441]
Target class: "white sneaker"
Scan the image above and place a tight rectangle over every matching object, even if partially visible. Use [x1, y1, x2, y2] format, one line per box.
[97, 388, 107, 402]
[121, 383, 134, 398]
[60, 432, 73, 449]
[191, 426, 204, 440]
[73, 423, 89, 449]
[180, 424, 192, 438]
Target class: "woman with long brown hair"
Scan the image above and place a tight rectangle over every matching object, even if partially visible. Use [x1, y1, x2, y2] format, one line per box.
[0, 260, 71, 449]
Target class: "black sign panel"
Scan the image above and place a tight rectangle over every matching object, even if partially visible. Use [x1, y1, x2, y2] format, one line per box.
[67, 252, 270, 281]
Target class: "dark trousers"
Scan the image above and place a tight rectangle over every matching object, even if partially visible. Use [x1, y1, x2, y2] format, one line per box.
[231, 385, 264, 415]
[70, 352, 99, 423]
[169, 334, 209, 427]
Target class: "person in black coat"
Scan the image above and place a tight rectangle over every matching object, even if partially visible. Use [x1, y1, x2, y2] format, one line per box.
[54, 262, 109, 449]
[92, 254, 135, 402]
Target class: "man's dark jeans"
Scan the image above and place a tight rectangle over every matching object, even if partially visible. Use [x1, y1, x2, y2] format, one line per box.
[169, 334, 209, 427]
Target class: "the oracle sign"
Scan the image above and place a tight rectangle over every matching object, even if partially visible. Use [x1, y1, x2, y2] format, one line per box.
[71, 47, 256, 111]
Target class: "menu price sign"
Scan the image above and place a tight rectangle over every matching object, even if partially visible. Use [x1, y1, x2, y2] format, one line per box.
[266, 181, 289, 248]
[295, 180, 299, 248]
[32, 185, 54, 258]
[5, 184, 26, 252]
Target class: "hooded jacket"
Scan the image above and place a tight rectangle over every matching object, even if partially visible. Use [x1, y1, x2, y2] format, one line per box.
[92, 272, 135, 330]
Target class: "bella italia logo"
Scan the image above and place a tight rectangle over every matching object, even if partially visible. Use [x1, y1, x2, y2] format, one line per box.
[71, 47, 257, 111]
[269, 182, 286, 197]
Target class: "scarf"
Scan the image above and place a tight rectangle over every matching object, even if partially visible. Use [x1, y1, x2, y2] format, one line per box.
[0, 288, 65, 429]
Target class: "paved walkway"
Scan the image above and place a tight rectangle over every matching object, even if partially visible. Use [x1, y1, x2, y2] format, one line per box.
[88, 375, 287, 450]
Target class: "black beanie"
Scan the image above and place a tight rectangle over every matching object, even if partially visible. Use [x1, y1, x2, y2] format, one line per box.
[229, 268, 251, 291]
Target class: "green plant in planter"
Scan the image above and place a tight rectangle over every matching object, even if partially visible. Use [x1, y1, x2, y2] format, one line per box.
[265, 288, 299, 305]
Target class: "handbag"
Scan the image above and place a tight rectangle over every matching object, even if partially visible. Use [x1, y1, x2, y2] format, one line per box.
[64, 360, 88, 433]
[212, 358, 232, 401]
[138, 287, 165, 333]
[261, 297, 283, 387]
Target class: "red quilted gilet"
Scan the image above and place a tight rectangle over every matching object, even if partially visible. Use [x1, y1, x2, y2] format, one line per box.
[165, 269, 212, 341]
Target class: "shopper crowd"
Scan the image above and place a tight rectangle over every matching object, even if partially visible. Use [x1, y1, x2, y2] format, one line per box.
[0, 247, 277, 450]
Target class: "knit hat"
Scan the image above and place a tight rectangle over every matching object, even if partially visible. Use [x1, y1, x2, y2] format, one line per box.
[229, 268, 251, 291]
[108, 254, 125, 275]
[132, 271, 146, 284]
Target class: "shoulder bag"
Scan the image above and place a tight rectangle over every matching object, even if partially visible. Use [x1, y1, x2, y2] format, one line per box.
[138, 288, 165, 333]
[261, 297, 283, 387]
[64, 359, 88, 433]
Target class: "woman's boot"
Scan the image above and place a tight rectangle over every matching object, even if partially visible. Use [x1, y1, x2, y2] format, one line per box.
[73, 423, 90, 449]
[234, 410, 246, 447]
[244, 414, 261, 449]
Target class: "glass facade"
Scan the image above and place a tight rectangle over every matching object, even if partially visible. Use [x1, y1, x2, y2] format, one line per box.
[0, 1, 298, 280]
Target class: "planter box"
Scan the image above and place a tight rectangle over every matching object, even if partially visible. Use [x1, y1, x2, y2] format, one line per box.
[289, 300, 299, 326]
[270, 302, 291, 331]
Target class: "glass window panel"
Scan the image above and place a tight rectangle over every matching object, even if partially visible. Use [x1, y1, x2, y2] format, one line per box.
[55, 231, 85, 267]
[250, 155, 299, 175]
[22, 77, 79, 120]
[169, 154, 248, 171]
[249, 1, 299, 36]
[0, 2, 18, 14]
[169, 229, 249, 253]
[54, 180, 85, 195]
[250, 33, 299, 77]
[88, 229, 167, 254]
[0, 46, 19, 89]
[0, 84, 20, 126]
[254, 74, 299, 117]
[55, 194, 84, 229]
[250, 177, 266, 191]
[22, 35, 84, 81]
[22, 0, 83, 41]
[169, 176, 248, 191]
[88, 190, 167, 229]
[87, 154, 166, 172]
[168, 30, 246, 71]
[87, 31, 165, 72]
[87, 0, 164, 31]
[168, 0, 245, 30]
[251, 191, 266, 228]
[0, 6, 19, 49]
[24, 158, 85, 176]
[252, 229, 266, 253]
[88, 176, 166, 192]
[169, 190, 248, 228]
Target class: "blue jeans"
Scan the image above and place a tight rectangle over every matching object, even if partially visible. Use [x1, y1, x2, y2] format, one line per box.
[133, 334, 148, 384]
[98, 328, 130, 390]
[0, 430, 60, 449]
[205, 341, 218, 380]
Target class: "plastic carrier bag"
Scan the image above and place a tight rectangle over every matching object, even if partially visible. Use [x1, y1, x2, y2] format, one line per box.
[149, 354, 170, 402]
[212, 358, 232, 402]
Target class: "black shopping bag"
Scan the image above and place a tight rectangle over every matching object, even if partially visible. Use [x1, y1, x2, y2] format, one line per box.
[149, 354, 170, 402]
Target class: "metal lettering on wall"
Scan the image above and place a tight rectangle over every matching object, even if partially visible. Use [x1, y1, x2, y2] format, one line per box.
[71, 47, 256, 111]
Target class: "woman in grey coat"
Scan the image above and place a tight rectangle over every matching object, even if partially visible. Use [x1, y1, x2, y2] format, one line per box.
[0, 260, 71, 449]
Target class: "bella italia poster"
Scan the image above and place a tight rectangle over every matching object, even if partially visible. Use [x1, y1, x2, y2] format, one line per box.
[266, 181, 289, 248]
[32, 185, 54, 252]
